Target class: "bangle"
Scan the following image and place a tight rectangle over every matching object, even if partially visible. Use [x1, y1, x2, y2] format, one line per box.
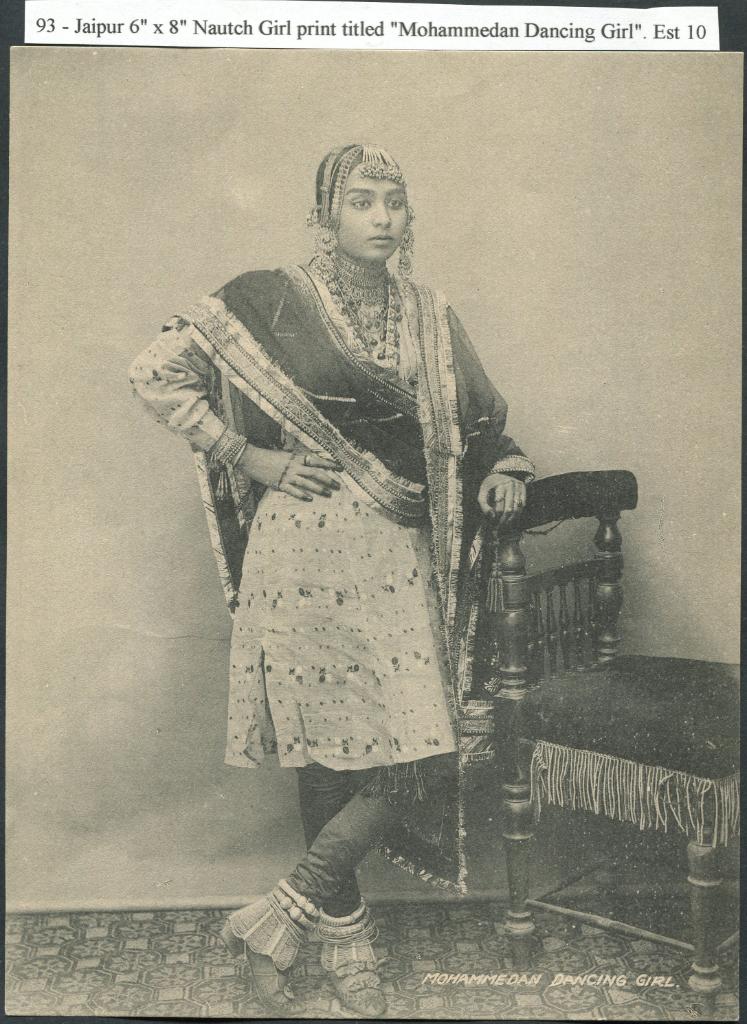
[488, 455, 535, 480]
[209, 428, 248, 469]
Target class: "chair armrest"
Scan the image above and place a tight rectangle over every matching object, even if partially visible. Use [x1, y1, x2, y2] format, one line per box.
[513, 470, 638, 532]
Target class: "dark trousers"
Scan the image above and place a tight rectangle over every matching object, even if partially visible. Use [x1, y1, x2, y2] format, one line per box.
[288, 762, 404, 917]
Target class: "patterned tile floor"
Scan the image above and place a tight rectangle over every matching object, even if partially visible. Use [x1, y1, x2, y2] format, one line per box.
[5, 902, 738, 1020]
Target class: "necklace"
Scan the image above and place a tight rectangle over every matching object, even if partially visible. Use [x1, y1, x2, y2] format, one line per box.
[312, 252, 402, 364]
[333, 252, 388, 304]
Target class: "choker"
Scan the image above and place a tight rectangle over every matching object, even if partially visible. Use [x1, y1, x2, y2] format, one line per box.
[331, 253, 388, 304]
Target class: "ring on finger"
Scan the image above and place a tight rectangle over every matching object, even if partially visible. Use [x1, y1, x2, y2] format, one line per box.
[303, 454, 311, 467]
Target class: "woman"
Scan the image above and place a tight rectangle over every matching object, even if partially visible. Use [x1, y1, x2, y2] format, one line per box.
[130, 144, 534, 1017]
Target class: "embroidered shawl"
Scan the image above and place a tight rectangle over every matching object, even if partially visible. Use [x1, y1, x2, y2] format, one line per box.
[172, 266, 533, 893]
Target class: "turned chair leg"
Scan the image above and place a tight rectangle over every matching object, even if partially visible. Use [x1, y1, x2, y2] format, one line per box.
[502, 777, 535, 969]
[687, 832, 722, 1014]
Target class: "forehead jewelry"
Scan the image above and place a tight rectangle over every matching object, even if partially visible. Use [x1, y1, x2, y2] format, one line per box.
[357, 145, 407, 187]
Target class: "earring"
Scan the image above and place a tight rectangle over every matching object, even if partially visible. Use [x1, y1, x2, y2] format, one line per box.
[311, 225, 338, 279]
[398, 224, 414, 277]
[307, 206, 337, 265]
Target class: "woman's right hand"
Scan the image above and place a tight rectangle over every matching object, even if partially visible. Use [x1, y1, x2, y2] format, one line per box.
[236, 444, 343, 501]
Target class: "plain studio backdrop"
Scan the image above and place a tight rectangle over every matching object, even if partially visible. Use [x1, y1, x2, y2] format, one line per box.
[8, 48, 741, 910]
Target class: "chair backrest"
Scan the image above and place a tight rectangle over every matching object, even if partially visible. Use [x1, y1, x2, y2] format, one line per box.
[483, 471, 638, 698]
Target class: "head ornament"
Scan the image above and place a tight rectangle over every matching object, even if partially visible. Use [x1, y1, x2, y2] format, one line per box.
[308, 144, 414, 276]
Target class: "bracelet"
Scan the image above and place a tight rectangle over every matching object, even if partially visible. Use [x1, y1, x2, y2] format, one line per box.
[209, 428, 248, 469]
[488, 455, 535, 480]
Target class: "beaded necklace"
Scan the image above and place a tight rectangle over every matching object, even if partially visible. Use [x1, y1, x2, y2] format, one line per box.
[312, 252, 402, 365]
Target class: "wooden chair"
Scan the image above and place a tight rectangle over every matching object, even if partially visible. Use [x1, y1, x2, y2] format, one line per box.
[481, 471, 739, 1008]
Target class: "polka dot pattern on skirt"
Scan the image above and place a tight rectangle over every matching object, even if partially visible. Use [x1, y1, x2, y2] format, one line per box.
[226, 480, 457, 769]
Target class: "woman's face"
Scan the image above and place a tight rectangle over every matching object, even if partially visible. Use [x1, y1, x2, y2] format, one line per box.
[335, 166, 408, 265]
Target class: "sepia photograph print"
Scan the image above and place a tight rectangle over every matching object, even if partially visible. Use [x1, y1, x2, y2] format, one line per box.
[7, 44, 741, 1021]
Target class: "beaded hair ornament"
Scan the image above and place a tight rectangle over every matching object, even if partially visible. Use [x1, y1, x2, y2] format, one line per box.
[307, 144, 415, 276]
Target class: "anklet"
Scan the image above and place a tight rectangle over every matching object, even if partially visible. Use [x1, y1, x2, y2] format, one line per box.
[317, 900, 367, 927]
[275, 878, 319, 928]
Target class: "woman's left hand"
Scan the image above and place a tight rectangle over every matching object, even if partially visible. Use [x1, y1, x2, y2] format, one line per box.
[477, 473, 527, 525]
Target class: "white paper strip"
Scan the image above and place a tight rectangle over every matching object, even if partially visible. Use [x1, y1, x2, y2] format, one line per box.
[25, 2, 720, 50]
